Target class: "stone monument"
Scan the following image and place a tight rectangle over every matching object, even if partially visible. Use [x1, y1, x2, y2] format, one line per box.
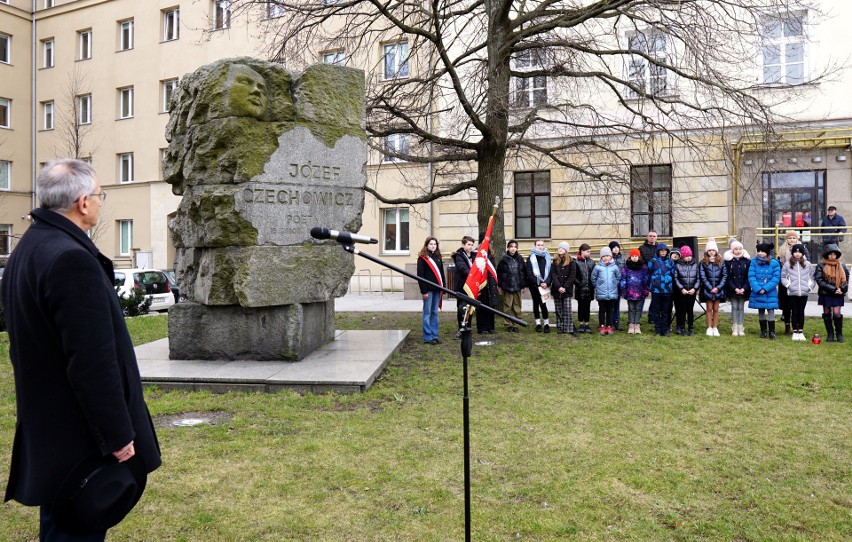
[163, 57, 366, 361]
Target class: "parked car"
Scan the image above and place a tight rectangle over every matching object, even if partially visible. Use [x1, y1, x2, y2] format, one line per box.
[113, 268, 176, 312]
[162, 269, 186, 303]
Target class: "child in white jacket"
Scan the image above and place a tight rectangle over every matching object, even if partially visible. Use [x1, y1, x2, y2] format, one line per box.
[781, 243, 814, 341]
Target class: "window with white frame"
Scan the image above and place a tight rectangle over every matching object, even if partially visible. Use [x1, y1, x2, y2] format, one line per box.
[118, 87, 134, 119]
[382, 208, 409, 253]
[382, 41, 409, 80]
[161, 78, 178, 112]
[322, 49, 345, 66]
[0, 98, 9, 128]
[162, 8, 180, 41]
[0, 224, 11, 255]
[0, 33, 9, 64]
[42, 39, 54, 68]
[43, 101, 54, 130]
[512, 49, 548, 108]
[266, 2, 285, 18]
[118, 220, 133, 256]
[0, 160, 10, 190]
[761, 12, 806, 85]
[626, 32, 670, 98]
[118, 19, 134, 51]
[78, 29, 92, 60]
[213, 1, 231, 30]
[382, 133, 409, 163]
[77, 94, 91, 125]
[118, 153, 134, 183]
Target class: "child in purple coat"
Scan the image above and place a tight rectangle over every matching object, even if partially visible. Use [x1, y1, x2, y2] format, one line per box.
[620, 248, 650, 334]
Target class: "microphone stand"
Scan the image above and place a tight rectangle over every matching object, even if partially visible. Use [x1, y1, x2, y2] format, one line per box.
[340, 243, 526, 541]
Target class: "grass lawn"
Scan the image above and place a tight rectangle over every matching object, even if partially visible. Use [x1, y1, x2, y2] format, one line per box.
[0, 312, 850, 541]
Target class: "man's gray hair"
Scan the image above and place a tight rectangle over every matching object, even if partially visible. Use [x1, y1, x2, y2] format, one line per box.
[37, 159, 97, 212]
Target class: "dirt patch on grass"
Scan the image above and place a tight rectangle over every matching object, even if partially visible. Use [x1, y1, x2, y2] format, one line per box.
[154, 410, 233, 428]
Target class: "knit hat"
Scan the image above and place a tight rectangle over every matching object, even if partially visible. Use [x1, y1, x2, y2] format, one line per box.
[558, 241, 570, 253]
[728, 237, 738, 248]
[785, 230, 799, 241]
[756, 242, 774, 254]
[791, 243, 806, 255]
[705, 237, 719, 253]
[670, 248, 681, 259]
[600, 246, 612, 258]
[608, 241, 621, 251]
[730, 240, 744, 252]
[629, 248, 641, 259]
[680, 245, 693, 258]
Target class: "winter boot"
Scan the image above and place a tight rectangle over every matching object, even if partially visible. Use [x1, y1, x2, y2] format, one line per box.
[823, 315, 835, 342]
[834, 316, 844, 343]
[784, 322, 791, 335]
[768, 321, 776, 340]
[759, 320, 767, 338]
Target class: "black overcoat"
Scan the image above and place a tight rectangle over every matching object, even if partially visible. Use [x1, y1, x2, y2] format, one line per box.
[1, 208, 161, 505]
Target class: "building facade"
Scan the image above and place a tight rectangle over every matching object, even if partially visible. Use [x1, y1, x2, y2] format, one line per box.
[1, 0, 850, 289]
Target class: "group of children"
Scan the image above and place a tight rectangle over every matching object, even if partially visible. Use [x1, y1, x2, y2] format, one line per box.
[417, 233, 850, 344]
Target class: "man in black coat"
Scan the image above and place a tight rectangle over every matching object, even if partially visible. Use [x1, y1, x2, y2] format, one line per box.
[1, 159, 161, 540]
[451, 235, 476, 338]
[638, 230, 659, 324]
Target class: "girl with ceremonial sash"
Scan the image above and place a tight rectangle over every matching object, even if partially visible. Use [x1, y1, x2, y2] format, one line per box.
[417, 237, 446, 344]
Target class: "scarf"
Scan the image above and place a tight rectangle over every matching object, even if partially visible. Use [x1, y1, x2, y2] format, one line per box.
[529, 248, 551, 282]
[821, 259, 848, 289]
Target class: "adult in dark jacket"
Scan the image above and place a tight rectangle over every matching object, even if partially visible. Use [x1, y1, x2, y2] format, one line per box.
[497, 240, 526, 332]
[416, 236, 446, 344]
[452, 235, 475, 337]
[551, 241, 578, 335]
[1, 160, 161, 539]
[820, 206, 846, 246]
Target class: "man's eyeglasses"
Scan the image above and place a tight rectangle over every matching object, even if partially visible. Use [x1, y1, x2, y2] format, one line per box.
[88, 191, 107, 202]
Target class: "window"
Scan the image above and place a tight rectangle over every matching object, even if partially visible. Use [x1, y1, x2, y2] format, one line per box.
[119, 19, 134, 51]
[161, 78, 178, 112]
[266, 2, 285, 18]
[162, 8, 180, 41]
[512, 50, 548, 108]
[43, 101, 54, 130]
[382, 208, 409, 253]
[322, 50, 345, 66]
[42, 39, 54, 68]
[626, 32, 670, 98]
[382, 133, 409, 163]
[761, 13, 806, 85]
[630, 165, 672, 237]
[78, 29, 92, 60]
[213, 1, 231, 30]
[118, 153, 133, 183]
[0, 160, 9, 190]
[118, 87, 134, 119]
[0, 33, 9, 64]
[0, 225, 11, 255]
[0, 98, 9, 128]
[383, 41, 409, 80]
[514, 171, 551, 239]
[118, 220, 133, 256]
[77, 94, 92, 125]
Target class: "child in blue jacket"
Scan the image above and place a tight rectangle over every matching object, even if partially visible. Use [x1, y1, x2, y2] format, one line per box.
[591, 246, 621, 335]
[647, 243, 675, 336]
[748, 242, 781, 339]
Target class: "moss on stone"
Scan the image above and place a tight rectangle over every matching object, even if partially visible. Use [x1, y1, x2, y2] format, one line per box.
[294, 64, 366, 147]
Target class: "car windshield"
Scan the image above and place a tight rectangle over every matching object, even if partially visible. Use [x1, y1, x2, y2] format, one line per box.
[133, 271, 169, 295]
[114, 272, 126, 288]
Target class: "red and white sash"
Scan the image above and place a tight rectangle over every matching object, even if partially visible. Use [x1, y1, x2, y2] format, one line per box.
[421, 254, 444, 308]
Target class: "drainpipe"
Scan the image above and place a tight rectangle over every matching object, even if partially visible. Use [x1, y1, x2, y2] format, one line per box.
[30, 0, 37, 209]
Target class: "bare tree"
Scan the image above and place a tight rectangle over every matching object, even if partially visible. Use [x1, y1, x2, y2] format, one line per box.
[54, 65, 98, 160]
[226, 0, 831, 248]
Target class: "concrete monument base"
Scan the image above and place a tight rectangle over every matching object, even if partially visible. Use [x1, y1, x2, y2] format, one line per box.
[137, 329, 408, 394]
[168, 301, 334, 361]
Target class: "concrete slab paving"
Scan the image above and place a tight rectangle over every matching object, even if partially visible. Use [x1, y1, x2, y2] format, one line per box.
[135, 329, 409, 394]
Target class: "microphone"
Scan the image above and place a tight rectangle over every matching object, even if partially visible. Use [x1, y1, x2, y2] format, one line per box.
[311, 226, 378, 245]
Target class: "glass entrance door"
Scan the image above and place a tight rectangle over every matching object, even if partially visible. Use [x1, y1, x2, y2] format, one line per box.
[763, 170, 825, 259]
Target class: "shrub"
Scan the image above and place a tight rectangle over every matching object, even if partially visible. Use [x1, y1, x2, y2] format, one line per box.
[117, 286, 153, 317]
